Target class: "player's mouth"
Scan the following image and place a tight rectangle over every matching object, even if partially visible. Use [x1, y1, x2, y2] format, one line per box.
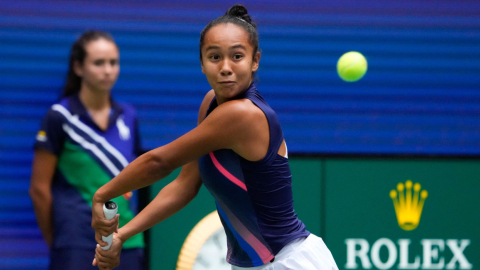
[218, 81, 235, 86]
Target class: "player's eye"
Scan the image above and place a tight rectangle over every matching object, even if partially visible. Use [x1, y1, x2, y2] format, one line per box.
[209, 55, 220, 60]
[94, 60, 104, 66]
[233, 54, 243, 60]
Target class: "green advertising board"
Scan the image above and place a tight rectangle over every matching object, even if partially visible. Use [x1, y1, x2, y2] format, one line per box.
[325, 159, 479, 270]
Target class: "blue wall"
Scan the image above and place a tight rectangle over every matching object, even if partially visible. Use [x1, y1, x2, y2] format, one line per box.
[0, 0, 479, 269]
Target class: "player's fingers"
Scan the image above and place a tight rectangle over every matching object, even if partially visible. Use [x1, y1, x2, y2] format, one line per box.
[95, 243, 118, 261]
[94, 248, 110, 264]
[104, 224, 116, 237]
[95, 253, 108, 269]
[100, 215, 119, 236]
[92, 213, 118, 233]
[94, 218, 116, 230]
[96, 257, 113, 270]
[95, 231, 108, 247]
[95, 251, 118, 270]
[92, 220, 109, 234]
[94, 223, 115, 237]
[95, 238, 122, 269]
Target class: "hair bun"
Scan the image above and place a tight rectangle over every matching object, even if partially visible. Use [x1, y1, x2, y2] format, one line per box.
[226, 4, 255, 27]
[226, 4, 248, 17]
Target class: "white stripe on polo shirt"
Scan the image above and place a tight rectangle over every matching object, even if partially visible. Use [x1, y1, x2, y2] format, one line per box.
[62, 124, 120, 176]
[52, 104, 129, 168]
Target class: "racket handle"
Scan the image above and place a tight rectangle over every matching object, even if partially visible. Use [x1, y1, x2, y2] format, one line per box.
[101, 201, 118, 250]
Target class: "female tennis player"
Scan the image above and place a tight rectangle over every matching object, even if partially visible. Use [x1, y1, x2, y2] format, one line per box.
[91, 5, 338, 270]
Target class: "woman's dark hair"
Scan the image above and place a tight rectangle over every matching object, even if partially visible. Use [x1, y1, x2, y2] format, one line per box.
[62, 30, 116, 97]
[199, 4, 259, 62]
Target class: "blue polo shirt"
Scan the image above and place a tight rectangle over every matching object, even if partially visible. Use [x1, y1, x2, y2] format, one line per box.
[34, 94, 144, 249]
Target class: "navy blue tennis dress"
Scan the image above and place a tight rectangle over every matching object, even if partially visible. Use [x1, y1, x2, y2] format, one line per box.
[199, 84, 310, 267]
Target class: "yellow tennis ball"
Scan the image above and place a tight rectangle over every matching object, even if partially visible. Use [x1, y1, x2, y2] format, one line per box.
[337, 51, 368, 82]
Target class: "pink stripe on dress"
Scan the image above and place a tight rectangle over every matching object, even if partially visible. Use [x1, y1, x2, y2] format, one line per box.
[209, 152, 247, 191]
[219, 202, 274, 264]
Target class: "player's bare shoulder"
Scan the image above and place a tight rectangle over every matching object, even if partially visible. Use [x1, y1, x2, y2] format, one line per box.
[208, 99, 266, 141]
[218, 98, 263, 123]
[198, 94, 266, 140]
[198, 90, 216, 125]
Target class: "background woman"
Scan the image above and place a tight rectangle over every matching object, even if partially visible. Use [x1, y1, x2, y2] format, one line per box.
[29, 30, 145, 270]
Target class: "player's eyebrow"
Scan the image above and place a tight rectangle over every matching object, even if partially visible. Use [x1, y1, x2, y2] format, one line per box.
[230, 44, 246, 50]
[205, 45, 220, 51]
[205, 44, 247, 52]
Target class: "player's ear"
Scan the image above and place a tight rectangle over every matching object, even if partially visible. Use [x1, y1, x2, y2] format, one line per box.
[251, 51, 261, 72]
[200, 59, 205, 74]
[73, 61, 83, 77]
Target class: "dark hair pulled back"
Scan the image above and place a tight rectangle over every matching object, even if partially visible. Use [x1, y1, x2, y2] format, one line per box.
[62, 30, 116, 97]
[199, 4, 259, 61]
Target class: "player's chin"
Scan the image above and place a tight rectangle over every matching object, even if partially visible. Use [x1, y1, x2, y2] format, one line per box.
[217, 82, 236, 89]
[217, 84, 238, 95]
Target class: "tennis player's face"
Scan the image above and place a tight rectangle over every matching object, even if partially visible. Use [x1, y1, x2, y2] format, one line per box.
[201, 23, 260, 104]
[75, 38, 120, 93]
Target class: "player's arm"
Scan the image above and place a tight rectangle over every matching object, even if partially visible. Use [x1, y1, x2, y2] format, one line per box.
[92, 90, 263, 269]
[29, 149, 57, 247]
[92, 90, 258, 236]
[93, 92, 213, 270]
[93, 92, 257, 202]
[93, 91, 216, 269]
[92, 90, 215, 242]
[111, 91, 216, 240]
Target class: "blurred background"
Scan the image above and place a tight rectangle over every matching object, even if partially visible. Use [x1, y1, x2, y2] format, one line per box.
[0, 0, 479, 269]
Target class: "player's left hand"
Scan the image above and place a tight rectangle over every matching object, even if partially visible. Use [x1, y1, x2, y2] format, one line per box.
[91, 200, 119, 247]
[92, 233, 123, 270]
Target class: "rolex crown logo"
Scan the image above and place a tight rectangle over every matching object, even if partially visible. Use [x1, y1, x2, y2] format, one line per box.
[390, 180, 428, 231]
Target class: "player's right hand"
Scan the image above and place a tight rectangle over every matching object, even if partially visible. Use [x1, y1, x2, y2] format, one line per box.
[92, 233, 123, 270]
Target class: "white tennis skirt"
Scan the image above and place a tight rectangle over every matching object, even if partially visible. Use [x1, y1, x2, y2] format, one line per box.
[231, 234, 338, 270]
